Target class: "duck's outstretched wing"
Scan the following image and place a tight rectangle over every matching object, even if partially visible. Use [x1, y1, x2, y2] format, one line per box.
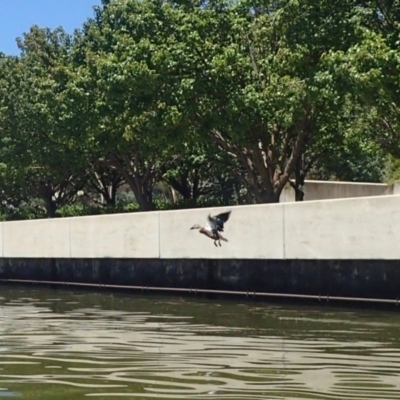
[215, 211, 231, 223]
[208, 211, 231, 232]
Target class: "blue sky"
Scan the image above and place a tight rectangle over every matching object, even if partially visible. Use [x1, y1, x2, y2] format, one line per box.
[0, 0, 102, 55]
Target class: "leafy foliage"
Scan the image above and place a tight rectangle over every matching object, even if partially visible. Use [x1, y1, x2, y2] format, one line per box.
[0, 0, 398, 220]
[0, 27, 89, 217]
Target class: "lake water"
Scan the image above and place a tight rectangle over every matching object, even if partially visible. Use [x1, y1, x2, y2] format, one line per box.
[1, 286, 400, 399]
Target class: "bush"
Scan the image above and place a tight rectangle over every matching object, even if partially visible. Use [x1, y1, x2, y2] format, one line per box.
[56, 202, 141, 218]
[0, 201, 46, 221]
[0, 196, 231, 221]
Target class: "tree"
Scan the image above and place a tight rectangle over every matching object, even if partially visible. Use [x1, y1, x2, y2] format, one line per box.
[161, 141, 243, 203]
[73, 0, 189, 211]
[322, 0, 400, 158]
[158, 0, 377, 202]
[307, 109, 386, 183]
[84, 163, 125, 206]
[385, 155, 400, 185]
[0, 27, 89, 217]
[2, 0, 395, 218]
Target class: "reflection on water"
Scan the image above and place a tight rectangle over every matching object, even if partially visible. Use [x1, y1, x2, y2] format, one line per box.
[1, 287, 400, 399]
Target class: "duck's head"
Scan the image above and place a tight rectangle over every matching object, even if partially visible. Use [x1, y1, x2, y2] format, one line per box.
[190, 224, 202, 230]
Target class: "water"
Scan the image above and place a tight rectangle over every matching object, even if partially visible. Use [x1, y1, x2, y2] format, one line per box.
[1, 287, 400, 399]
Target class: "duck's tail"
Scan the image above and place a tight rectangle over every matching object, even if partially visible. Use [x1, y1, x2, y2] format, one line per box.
[218, 234, 228, 242]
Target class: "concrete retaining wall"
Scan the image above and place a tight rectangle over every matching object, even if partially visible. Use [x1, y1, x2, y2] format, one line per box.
[279, 180, 389, 203]
[69, 213, 159, 258]
[0, 194, 399, 260]
[1, 258, 400, 300]
[159, 203, 284, 259]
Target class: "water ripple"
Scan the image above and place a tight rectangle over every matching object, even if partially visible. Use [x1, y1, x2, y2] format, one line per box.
[1, 287, 400, 399]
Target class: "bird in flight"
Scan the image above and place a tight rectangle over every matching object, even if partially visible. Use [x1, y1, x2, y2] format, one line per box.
[190, 211, 232, 247]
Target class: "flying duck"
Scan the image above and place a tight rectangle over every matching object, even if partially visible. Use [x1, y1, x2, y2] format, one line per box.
[190, 211, 232, 247]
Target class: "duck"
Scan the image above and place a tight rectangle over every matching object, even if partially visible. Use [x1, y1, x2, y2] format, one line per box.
[190, 211, 232, 247]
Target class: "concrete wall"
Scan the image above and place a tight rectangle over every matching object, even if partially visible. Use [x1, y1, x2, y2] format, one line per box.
[69, 213, 159, 258]
[2, 219, 70, 258]
[159, 204, 284, 259]
[283, 195, 400, 260]
[390, 181, 400, 195]
[280, 180, 388, 203]
[1, 193, 400, 260]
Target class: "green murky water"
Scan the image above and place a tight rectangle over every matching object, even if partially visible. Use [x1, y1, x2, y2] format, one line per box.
[1, 286, 400, 399]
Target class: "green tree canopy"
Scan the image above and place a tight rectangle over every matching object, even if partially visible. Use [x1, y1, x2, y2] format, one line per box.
[0, 26, 89, 217]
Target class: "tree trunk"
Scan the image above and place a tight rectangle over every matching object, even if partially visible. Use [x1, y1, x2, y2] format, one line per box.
[38, 183, 57, 218]
[257, 188, 281, 203]
[289, 156, 305, 201]
[122, 172, 153, 211]
[100, 156, 155, 211]
[88, 168, 123, 207]
[133, 188, 153, 211]
[170, 187, 179, 203]
[109, 184, 117, 207]
[244, 168, 281, 203]
[163, 175, 193, 200]
[101, 183, 117, 206]
[294, 185, 305, 201]
[44, 196, 57, 218]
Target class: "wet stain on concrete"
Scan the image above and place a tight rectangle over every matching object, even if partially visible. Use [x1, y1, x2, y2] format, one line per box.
[0, 258, 399, 300]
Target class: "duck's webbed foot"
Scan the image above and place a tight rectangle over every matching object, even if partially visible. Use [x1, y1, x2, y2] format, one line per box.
[214, 240, 218, 247]
[218, 241, 222, 247]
